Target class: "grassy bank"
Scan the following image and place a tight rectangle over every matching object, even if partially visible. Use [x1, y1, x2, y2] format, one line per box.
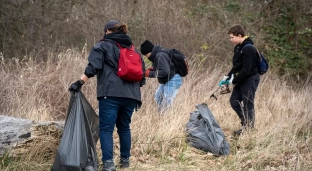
[0, 49, 311, 171]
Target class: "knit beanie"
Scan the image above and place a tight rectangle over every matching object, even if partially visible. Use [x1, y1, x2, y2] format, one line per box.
[140, 40, 154, 55]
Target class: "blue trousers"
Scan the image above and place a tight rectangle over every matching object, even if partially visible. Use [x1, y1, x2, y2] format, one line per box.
[155, 74, 183, 113]
[98, 97, 137, 162]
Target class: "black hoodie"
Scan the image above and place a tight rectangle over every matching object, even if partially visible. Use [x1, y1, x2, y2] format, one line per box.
[83, 32, 145, 103]
[228, 37, 259, 84]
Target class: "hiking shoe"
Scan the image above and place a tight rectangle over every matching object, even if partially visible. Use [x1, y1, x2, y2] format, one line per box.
[119, 157, 130, 169]
[233, 128, 243, 136]
[102, 159, 116, 171]
[233, 126, 248, 136]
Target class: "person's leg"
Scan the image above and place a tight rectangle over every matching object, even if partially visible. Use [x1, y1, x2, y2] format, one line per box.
[240, 74, 260, 128]
[98, 97, 120, 170]
[115, 98, 137, 168]
[154, 84, 164, 112]
[161, 74, 183, 113]
[116, 98, 136, 158]
[230, 85, 245, 125]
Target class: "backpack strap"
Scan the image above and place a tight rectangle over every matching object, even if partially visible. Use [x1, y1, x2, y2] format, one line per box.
[158, 49, 176, 80]
[241, 44, 262, 62]
[99, 39, 120, 71]
[241, 43, 254, 52]
[159, 50, 176, 72]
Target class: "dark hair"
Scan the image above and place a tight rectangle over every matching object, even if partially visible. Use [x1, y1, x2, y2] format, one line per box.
[227, 24, 245, 37]
[108, 24, 128, 34]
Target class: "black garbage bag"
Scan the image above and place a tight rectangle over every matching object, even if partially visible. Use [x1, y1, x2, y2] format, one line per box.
[51, 91, 99, 171]
[186, 103, 230, 155]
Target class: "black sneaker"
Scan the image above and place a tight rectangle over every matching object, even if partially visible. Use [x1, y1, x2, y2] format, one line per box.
[233, 126, 248, 136]
[119, 157, 129, 169]
[233, 128, 243, 136]
[102, 159, 116, 171]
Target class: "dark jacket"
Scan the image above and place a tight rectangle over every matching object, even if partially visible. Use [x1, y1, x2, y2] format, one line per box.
[84, 32, 145, 102]
[146, 45, 175, 84]
[228, 37, 258, 84]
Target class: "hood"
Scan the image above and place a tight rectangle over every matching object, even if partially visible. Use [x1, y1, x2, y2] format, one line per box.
[103, 32, 133, 47]
[148, 45, 162, 62]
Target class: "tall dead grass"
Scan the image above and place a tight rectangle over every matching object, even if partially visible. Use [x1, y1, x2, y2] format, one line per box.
[0, 48, 311, 170]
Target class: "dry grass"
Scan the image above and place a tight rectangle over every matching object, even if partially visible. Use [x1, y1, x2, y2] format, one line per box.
[0, 49, 311, 171]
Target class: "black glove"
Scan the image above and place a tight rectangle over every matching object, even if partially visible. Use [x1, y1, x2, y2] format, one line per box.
[69, 79, 84, 92]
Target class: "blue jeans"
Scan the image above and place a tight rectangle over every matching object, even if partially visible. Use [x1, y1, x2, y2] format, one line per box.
[155, 74, 183, 113]
[98, 97, 137, 162]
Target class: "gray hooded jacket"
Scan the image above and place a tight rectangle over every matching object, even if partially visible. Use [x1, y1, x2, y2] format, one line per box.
[147, 45, 175, 84]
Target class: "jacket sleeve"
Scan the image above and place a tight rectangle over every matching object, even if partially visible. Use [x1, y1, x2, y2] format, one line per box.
[84, 43, 105, 78]
[232, 47, 257, 84]
[227, 46, 238, 77]
[227, 69, 234, 78]
[148, 52, 171, 78]
[139, 51, 146, 87]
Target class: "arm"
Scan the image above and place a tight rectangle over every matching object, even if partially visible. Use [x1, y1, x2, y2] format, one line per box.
[140, 53, 146, 87]
[80, 74, 89, 83]
[147, 52, 171, 78]
[69, 43, 104, 92]
[84, 43, 105, 78]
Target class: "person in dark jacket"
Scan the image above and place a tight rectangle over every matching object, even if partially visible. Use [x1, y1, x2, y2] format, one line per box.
[219, 24, 260, 136]
[69, 20, 145, 171]
[140, 40, 183, 113]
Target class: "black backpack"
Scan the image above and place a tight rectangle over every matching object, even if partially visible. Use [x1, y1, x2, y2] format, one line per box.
[163, 49, 189, 77]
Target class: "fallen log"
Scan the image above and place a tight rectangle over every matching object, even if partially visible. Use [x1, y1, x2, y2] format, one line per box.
[0, 115, 64, 156]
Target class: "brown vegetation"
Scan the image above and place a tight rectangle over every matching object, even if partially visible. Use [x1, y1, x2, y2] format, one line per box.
[0, 0, 312, 170]
[0, 49, 311, 170]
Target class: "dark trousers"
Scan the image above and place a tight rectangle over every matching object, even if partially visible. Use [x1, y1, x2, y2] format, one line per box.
[230, 74, 260, 128]
[98, 97, 137, 162]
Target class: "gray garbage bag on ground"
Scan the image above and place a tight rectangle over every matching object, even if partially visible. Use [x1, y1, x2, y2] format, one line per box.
[51, 91, 99, 171]
[186, 103, 230, 155]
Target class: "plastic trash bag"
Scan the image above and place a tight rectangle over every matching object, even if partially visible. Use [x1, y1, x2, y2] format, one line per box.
[186, 103, 230, 155]
[51, 91, 99, 171]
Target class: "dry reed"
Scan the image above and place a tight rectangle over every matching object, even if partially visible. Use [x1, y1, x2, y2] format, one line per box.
[0, 48, 311, 170]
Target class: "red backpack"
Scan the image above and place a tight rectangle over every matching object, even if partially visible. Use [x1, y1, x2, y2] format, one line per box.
[104, 40, 143, 82]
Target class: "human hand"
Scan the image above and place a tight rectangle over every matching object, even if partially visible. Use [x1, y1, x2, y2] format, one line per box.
[68, 79, 84, 92]
[221, 74, 235, 86]
[145, 70, 150, 77]
[219, 76, 229, 87]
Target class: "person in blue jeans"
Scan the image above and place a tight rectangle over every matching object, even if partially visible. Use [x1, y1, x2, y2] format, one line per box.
[69, 20, 145, 171]
[219, 24, 260, 136]
[140, 40, 183, 113]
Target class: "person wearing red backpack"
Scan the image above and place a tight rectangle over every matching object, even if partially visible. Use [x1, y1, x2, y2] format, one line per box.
[69, 20, 145, 171]
[219, 24, 260, 136]
[140, 40, 183, 114]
